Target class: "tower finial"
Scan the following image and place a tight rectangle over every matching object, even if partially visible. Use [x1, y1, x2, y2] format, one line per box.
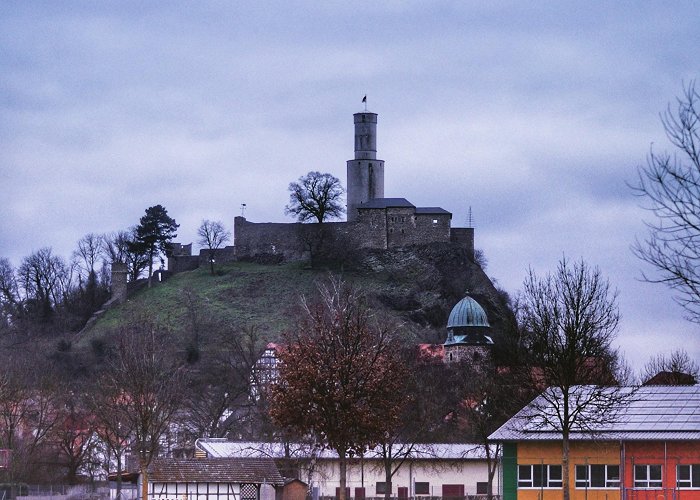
[362, 94, 367, 111]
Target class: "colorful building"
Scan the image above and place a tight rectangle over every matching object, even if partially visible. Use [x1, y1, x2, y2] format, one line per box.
[489, 385, 700, 500]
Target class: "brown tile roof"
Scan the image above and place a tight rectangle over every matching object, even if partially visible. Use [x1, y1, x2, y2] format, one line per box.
[148, 458, 283, 485]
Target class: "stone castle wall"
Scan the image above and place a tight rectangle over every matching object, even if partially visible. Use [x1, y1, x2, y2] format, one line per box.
[232, 215, 474, 261]
[449, 227, 475, 259]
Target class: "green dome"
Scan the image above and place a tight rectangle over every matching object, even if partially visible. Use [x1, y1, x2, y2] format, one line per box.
[447, 295, 490, 328]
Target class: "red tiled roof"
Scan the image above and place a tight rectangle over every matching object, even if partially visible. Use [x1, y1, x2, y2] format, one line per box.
[417, 343, 444, 361]
[148, 458, 283, 485]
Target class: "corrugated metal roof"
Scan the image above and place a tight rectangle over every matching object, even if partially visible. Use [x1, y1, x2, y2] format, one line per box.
[196, 440, 493, 461]
[148, 458, 284, 485]
[489, 385, 700, 442]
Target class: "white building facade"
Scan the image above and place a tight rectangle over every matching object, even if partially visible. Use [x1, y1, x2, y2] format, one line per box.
[196, 440, 500, 498]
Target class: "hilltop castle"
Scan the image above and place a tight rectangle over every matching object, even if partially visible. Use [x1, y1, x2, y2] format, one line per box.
[169, 108, 474, 271]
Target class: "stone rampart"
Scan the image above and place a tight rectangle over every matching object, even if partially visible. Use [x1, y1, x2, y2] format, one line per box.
[233, 215, 473, 262]
[450, 227, 475, 260]
[165, 216, 474, 273]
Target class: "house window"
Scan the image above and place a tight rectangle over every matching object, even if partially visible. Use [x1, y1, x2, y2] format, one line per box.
[415, 482, 430, 495]
[432, 219, 438, 224]
[518, 464, 563, 488]
[575, 464, 620, 488]
[376, 482, 390, 495]
[677, 464, 700, 488]
[476, 482, 488, 494]
[635, 464, 662, 488]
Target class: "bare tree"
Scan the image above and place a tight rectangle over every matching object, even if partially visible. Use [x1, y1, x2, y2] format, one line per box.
[0, 258, 20, 331]
[519, 258, 629, 500]
[104, 230, 150, 282]
[73, 233, 105, 279]
[197, 220, 231, 275]
[54, 392, 100, 484]
[71, 234, 110, 321]
[456, 363, 535, 500]
[17, 248, 72, 324]
[632, 81, 700, 322]
[270, 278, 407, 500]
[88, 376, 134, 499]
[98, 317, 186, 500]
[642, 349, 699, 384]
[0, 351, 61, 483]
[284, 171, 345, 223]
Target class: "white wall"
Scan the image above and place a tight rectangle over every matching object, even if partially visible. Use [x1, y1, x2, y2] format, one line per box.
[303, 458, 498, 497]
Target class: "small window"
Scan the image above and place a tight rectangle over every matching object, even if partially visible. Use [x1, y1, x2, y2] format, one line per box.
[376, 482, 390, 495]
[635, 464, 662, 488]
[432, 219, 438, 224]
[476, 482, 488, 495]
[677, 464, 700, 488]
[415, 482, 429, 495]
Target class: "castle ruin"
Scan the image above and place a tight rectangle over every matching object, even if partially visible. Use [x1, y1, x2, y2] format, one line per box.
[169, 108, 474, 270]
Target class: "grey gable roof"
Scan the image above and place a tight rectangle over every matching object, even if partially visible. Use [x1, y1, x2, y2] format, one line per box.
[357, 198, 415, 209]
[148, 458, 283, 485]
[356, 199, 451, 215]
[489, 385, 700, 442]
[415, 207, 451, 215]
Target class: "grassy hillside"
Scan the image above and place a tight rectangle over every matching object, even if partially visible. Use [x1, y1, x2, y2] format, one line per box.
[81, 243, 513, 352]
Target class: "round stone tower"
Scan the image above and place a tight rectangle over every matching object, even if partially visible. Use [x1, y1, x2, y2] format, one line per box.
[346, 111, 385, 221]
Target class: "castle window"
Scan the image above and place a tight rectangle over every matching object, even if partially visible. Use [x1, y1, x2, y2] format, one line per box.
[432, 219, 438, 224]
[400, 229, 404, 234]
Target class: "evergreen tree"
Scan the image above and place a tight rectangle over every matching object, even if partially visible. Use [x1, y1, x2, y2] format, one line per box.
[131, 205, 179, 287]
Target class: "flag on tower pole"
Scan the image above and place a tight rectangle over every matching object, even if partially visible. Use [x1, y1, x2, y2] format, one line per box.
[362, 95, 367, 111]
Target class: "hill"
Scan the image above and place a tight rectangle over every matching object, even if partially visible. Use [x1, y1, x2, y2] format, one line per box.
[80, 242, 515, 355]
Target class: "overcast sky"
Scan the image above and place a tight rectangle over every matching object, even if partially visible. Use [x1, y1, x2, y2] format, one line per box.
[2, 1, 699, 370]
